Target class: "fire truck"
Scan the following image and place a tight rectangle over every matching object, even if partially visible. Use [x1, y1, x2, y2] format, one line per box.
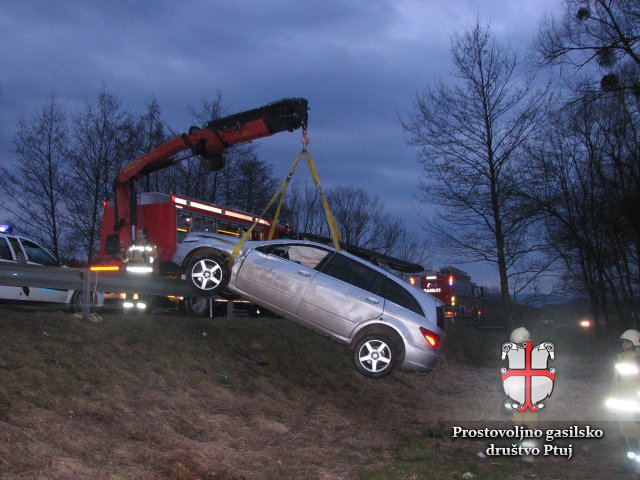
[409, 266, 483, 323]
[93, 98, 308, 314]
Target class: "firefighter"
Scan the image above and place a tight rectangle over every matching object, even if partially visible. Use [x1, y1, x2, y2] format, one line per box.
[122, 227, 158, 310]
[606, 329, 640, 475]
[123, 228, 158, 272]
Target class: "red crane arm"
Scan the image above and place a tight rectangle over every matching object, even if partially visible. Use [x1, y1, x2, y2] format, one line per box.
[111, 98, 308, 250]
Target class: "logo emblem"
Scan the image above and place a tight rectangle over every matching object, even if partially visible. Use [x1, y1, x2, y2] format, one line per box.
[501, 341, 556, 412]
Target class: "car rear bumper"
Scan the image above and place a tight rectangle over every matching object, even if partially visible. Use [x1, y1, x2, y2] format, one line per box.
[401, 338, 441, 373]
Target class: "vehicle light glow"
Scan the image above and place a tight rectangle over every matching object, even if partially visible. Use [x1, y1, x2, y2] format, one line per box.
[606, 397, 640, 412]
[579, 319, 591, 328]
[0, 224, 13, 234]
[420, 327, 440, 348]
[90, 265, 120, 272]
[615, 363, 639, 375]
[189, 200, 224, 214]
[218, 228, 240, 237]
[409, 277, 416, 286]
[126, 265, 153, 274]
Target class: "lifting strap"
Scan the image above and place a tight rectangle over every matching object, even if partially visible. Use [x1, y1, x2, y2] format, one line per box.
[229, 147, 341, 267]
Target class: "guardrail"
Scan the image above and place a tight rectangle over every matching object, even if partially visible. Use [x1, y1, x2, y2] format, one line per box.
[0, 263, 193, 321]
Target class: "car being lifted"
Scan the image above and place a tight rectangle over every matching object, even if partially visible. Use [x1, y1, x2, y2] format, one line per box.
[172, 232, 446, 378]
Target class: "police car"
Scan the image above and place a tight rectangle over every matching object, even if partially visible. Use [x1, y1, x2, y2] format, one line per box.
[0, 224, 103, 311]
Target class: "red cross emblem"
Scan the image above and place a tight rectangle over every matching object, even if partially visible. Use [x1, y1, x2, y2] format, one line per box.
[501, 341, 556, 412]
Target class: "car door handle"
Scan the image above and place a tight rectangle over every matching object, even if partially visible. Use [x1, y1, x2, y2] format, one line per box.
[365, 297, 380, 305]
[297, 270, 312, 277]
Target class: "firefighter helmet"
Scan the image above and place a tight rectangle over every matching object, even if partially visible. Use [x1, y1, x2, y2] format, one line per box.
[619, 330, 640, 347]
[510, 327, 530, 344]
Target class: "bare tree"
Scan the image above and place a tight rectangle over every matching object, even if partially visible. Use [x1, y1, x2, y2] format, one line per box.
[124, 98, 169, 193]
[227, 150, 278, 213]
[282, 183, 415, 262]
[537, 0, 640, 92]
[523, 89, 640, 331]
[0, 95, 68, 260]
[64, 88, 130, 263]
[402, 21, 553, 322]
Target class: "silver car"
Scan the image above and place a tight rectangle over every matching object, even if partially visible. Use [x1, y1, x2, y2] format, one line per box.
[172, 232, 446, 378]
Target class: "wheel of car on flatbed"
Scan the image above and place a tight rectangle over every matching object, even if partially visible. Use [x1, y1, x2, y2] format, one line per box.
[184, 297, 213, 317]
[186, 253, 229, 297]
[353, 334, 398, 378]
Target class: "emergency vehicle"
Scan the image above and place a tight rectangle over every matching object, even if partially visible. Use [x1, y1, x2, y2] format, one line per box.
[0, 224, 104, 311]
[409, 266, 483, 323]
[97, 192, 285, 276]
[92, 98, 308, 315]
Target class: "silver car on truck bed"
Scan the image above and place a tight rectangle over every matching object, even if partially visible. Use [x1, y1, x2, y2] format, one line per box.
[172, 232, 446, 378]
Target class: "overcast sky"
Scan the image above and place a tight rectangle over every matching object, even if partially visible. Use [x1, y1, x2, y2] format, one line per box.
[0, 0, 564, 286]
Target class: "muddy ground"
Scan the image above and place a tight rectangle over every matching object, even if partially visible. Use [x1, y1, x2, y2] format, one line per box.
[0, 307, 634, 479]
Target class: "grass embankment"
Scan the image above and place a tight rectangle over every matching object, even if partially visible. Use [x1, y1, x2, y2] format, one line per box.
[0, 309, 627, 479]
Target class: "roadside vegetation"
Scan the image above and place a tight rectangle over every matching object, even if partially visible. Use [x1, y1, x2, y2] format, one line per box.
[0, 307, 630, 479]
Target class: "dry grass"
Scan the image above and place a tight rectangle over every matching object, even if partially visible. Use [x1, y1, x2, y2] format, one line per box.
[0, 308, 633, 479]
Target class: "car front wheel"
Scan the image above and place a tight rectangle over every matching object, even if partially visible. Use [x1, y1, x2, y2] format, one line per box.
[353, 335, 398, 378]
[186, 253, 229, 296]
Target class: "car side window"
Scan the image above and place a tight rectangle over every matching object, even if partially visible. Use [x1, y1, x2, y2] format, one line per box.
[373, 276, 425, 317]
[320, 253, 383, 292]
[0, 238, 13, 261]
[20, 239, 58, 266]
[257, 244, 330, 270]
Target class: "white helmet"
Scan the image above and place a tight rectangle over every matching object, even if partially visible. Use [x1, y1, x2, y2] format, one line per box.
[619, 330, 640, 347]
[510, 327, 530, 344]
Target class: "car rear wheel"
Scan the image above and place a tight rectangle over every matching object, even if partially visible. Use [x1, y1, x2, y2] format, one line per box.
[184, 297, 213, 317]
[186, 253, 229, 296]
[353, 335, 398, 378]
[69, 290, 102, 313]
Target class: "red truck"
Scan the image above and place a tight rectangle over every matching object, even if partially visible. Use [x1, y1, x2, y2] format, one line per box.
[409, 266, 483, 323]
[92, 98, 308, 315]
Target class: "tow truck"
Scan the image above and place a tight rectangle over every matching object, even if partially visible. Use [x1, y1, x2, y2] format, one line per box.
[93, 98, 308, 314]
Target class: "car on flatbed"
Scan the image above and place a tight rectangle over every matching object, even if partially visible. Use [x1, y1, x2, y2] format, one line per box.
[172, 232, 446, 378]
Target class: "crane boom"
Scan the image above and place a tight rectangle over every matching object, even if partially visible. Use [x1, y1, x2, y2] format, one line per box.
[111, 97, 308, 252]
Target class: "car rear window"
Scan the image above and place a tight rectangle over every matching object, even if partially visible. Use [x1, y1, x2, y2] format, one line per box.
[20, 239, 58, 266]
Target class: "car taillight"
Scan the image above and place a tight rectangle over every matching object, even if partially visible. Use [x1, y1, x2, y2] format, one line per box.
[420, 327, 440, 349]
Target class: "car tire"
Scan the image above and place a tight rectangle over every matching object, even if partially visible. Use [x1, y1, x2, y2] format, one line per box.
[186, 253, 229, 296]
[69, 290, 102, 314]
[184, 297, 213, 317]
[353, 334, 398, 378]
[218, 288, 239, 300]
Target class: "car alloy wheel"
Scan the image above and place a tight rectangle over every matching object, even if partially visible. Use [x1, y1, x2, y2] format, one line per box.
[353, 335, 397, 378]
[186, 254, 229, 296]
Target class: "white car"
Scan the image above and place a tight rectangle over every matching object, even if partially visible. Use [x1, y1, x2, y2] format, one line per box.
[0, 225, 103, 311]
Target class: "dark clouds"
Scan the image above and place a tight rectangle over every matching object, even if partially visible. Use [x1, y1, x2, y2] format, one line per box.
[0, 0, 562, 284]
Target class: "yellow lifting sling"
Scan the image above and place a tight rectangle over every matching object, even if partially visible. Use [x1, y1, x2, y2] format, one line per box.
[229, 142, 341, 267]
